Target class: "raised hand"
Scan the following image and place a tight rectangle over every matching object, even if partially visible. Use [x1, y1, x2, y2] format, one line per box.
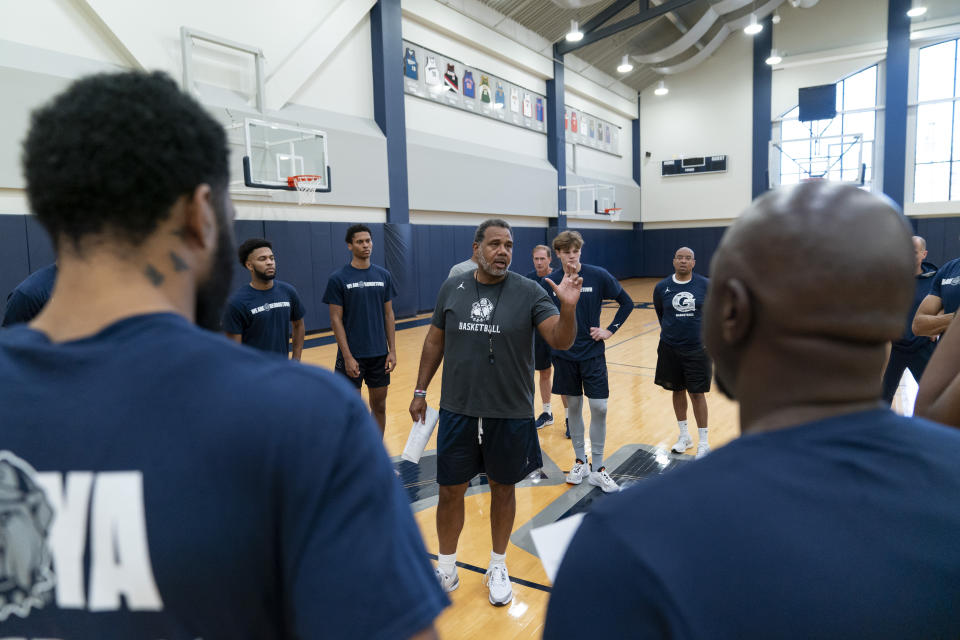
[545, 270, 583, 307]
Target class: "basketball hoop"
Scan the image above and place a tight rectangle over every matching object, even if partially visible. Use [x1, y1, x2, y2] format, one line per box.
[289, 174, 324, 205]
[604, 207, 622, 221]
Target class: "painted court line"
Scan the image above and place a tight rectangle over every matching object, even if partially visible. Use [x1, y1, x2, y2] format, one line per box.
[426, 553, 552, 593]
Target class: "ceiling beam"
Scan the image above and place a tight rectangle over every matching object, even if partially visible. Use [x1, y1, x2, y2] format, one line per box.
[581, 0, 634, 35]
[557, 0, 698, 55]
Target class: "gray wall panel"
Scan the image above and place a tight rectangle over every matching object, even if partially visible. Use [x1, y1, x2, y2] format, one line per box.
[407, 134, 558, 218]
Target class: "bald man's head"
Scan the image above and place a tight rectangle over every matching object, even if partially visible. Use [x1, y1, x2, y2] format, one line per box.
[673, 246, 695, 277]
[704, 182, 914, 400]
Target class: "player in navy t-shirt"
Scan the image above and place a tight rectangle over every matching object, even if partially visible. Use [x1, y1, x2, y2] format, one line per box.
[323, 224, 397, 435]
[2, 263, 56, 326]
[524, 244, 560, 430]
[547, 182, 960, 639]
[223, 238, 305, 359]
[653, 247, 712, 458]
[2, 70, 445, 638]
[912, 251, 960, 338]
[881, 235, 937, 404]
[549, 231, 634, 493]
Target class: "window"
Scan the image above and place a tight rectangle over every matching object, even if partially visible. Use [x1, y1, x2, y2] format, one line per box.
[913, 38, 960, 203]
[776, 66, 878, 189]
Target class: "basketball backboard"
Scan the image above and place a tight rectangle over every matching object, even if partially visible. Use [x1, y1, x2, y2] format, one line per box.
[560, 183, 621, 221]
[770, 132, 866, 188]
[242, 118, 331, 192]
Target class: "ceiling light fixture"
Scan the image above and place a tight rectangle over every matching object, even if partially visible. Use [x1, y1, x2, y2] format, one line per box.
[654, 79, 669, 96]
[771, 11, 781, 24]
[744, 13, 763, 35]
[566, 20, 584, 42]
[765, 49, 782, 65]
[617, 55, 634, 73]
[906, 1, 927, 17]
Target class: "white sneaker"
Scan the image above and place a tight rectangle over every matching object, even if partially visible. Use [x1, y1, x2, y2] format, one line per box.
[588, 468, 619, 493]
[483, 563, 513, 606]
[672, 435, 693, 453]
[565, 459, 590, 485]
[696, 442, 710, 459]
[435, 567, 459, 593]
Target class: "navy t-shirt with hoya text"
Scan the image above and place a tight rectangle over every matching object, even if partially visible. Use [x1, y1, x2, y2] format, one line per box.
[0, 313, 448, 638]
[223, 280, 305, 356]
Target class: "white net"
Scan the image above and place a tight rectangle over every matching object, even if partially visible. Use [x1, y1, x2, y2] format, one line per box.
[292, 175, 323, 205]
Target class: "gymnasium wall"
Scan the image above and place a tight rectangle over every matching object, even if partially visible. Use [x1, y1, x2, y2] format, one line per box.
[0, 213, 640, 332]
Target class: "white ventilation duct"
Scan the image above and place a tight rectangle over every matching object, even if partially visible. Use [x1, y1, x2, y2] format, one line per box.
[788, 0, 820, 8]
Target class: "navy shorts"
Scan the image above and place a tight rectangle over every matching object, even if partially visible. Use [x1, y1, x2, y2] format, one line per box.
[335, 352, 390, 389]
[534, 335, 552, 371]
[436, 409, 543, 486]
[654, 341, 712, 393]
[551, 354, 609, 399]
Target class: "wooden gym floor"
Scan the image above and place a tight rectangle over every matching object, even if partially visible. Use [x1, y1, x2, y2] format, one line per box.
[301, 277, 740, 639]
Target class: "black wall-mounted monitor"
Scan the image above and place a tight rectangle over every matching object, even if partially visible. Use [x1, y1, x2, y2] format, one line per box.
[798, 84, 837, 122]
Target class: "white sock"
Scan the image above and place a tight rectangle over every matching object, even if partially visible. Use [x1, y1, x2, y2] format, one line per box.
[438, 552, 457, 576]
[544, 402, 552, 415]
[490, 550, 506, 567]
[699, 427, 709, 445]
[565, 407, 570, 419]
[678, 420, 689, 437]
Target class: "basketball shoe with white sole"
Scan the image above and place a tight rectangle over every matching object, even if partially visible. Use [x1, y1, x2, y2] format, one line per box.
[588, 467, 619, 493]
[435, 567, 459, 593]
[696, 442, 710, 459]
[672, 434, 693, 453]
[535, 412, 553, 429]
[565, 459, 590, 485]
[483, 564, 513, 606]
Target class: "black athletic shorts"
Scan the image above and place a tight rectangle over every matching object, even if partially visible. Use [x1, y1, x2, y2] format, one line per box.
[436, 409, 543, 486]
[335, 352, 390, 389]
[654, 340, 712, 393]
[551, 354, 609, 399]
[534, 334, 552, 371]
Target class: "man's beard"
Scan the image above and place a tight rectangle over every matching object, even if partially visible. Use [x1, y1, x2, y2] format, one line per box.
[478, 251, 509, 277]
[194, 201, 236, 332]
[253, 265, 276, 281]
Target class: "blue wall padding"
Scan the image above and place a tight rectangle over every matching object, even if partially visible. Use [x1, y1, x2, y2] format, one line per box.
[25, 216, 55, 271]
[385, 223, 417, 318]
[914, 217, 960, 268]
[0, 216, 31, 320]
[641, 226, 727, 278]
[231, 220, 266, 294]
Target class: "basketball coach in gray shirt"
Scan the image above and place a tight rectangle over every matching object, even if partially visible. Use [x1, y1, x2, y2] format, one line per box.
[410, 218, 582, 607]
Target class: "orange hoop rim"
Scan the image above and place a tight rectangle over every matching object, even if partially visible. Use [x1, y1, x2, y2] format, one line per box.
[287, 174, 324, 188]
[603, 208, 622, 214]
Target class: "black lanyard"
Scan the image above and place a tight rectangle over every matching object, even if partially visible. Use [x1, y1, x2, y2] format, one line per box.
[474, 273, 506, 364]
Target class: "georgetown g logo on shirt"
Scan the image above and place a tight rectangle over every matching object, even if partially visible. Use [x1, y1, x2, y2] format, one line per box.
[672, 291, 696, 315]
[0, 452, 56, 622]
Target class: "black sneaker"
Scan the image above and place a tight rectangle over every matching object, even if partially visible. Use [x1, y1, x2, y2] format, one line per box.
[564, 418, 570, 438]
[535, 412, 554, 429]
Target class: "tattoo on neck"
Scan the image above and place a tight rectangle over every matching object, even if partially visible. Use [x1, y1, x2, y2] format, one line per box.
[170, 251, 189, 272]
[144, 264, 165, 287]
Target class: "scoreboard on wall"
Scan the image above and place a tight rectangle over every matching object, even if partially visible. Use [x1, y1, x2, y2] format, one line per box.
[661, 155, 727, 177]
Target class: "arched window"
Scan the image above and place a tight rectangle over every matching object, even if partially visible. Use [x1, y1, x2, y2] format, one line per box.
[775, 65, 878, 189]
[913, 38, 960, 202]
